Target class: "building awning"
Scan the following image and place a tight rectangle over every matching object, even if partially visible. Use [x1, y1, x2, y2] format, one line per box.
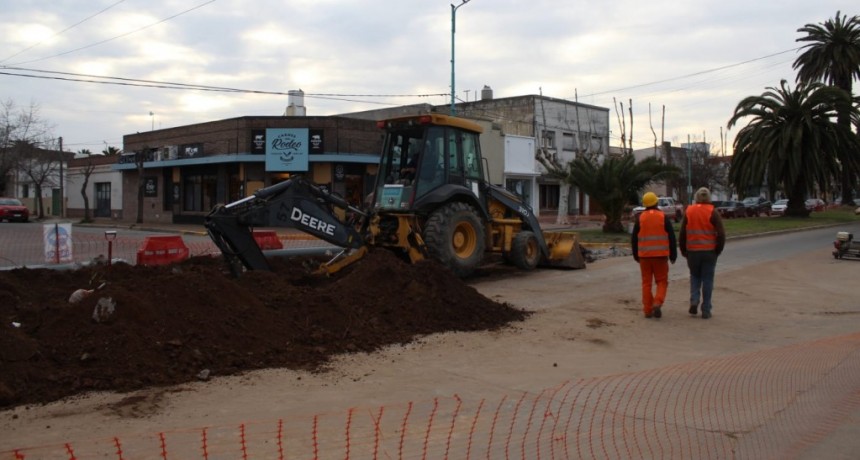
[113, 152, 380, 170]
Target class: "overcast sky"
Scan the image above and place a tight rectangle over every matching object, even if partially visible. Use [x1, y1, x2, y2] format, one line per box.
[1, 1, 856, 156]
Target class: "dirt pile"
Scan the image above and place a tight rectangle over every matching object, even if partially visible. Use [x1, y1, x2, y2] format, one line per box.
[0, 251, 529, 409]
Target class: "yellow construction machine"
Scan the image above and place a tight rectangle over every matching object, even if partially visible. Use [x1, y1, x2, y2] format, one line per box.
[206, 114, 587, 276]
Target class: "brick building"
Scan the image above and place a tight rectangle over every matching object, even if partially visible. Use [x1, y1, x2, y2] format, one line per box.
[121, 116, 381, 224]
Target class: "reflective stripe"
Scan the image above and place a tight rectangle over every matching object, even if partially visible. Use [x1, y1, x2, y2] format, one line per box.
[638, 210, 670, 257]
[686, 204, 716, 251]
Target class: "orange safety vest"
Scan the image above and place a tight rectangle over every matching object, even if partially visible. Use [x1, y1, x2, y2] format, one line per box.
[685, 204, 717, 251]
[637, 209, 670, 257]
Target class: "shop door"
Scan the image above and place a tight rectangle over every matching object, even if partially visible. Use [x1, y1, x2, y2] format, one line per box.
[95, 182, 111, 217]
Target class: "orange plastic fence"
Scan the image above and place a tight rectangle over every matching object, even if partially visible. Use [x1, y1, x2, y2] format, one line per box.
[4, 333, 860, 459]
[135, 236, 190, 266]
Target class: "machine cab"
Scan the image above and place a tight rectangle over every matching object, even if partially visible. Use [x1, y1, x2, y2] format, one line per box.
[374, 114, 485, 211]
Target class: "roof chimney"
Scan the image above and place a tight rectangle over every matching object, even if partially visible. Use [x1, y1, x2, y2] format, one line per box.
[285, 89, 306, 116]
[481, 85, 493, 101]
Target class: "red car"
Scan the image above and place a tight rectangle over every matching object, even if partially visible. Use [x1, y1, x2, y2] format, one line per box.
[0, 197, 30, 222]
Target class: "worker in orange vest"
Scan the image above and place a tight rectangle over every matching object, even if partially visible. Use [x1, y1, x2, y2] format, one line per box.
[631, 192, 677, 318]
[679, 187, 726, 319]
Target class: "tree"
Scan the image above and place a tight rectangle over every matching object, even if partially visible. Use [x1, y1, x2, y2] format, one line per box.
[794, 11, 860, 205]
[568, 154, 681, 233]
[75, 150, 97, 222]
[534, 141, 572, 225]
[664, 143, 721, 204]
[534, 89, 602, 224]
[613, 97, 634, 155]
[133, 146, 153, 224]
[727, 80, 860, 217]
[16, 140, 62, 219]
[0, 100, 54, 196]
[102, 146, 122, 156]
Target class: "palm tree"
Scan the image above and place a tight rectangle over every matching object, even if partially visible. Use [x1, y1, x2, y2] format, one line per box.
[101, 146, 122, 156]
[727, 80, 860, 217]
[568, 154, 680, 232]
[794, 11, 860, 205]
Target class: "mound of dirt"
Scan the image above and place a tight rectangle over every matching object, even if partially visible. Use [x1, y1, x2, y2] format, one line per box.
[0, 250, 529, 409]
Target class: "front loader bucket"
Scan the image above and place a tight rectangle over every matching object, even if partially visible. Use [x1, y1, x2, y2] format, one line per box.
[542, 231, 587, 269]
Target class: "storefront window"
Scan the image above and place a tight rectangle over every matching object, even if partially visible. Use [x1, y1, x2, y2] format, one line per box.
[183, 174, 217, 212]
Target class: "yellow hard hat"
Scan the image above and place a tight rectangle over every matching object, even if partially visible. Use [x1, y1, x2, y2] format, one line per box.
[642, 192, 658, 207]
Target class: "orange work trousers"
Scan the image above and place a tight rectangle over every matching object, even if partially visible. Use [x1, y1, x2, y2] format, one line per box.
[638, 256, 669, 316]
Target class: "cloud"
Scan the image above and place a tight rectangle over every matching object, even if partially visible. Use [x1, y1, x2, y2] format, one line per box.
[1, 0, 856, 154]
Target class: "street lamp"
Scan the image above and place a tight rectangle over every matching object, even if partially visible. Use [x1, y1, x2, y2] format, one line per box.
[149, 111, 155, 131]
[686, 134, 692, 205]
[450, 0, 472, 116]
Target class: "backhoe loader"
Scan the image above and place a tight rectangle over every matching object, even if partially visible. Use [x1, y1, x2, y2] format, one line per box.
[206, 113, 587, 277]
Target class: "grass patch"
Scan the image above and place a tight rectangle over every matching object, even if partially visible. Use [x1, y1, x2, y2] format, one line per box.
[575, 206, 858, 244]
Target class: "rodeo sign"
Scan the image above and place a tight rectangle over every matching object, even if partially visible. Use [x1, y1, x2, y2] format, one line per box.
[265, 128, 309, 172]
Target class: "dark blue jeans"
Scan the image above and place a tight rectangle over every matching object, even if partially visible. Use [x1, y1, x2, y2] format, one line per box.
[686, 251, 718, 313]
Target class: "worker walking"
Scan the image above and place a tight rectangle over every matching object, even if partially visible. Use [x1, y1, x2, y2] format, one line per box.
[679, 187, 726, 319]
[631, 192, 677, 318]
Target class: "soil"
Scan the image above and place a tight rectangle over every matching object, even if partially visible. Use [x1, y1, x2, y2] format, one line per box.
[0, 250, 529, 409]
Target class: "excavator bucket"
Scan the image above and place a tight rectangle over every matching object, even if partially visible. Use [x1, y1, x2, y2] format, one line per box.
[542, 231, 587, 269]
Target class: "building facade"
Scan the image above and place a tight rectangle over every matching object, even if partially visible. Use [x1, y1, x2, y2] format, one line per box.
[3, 146, 72, 218]
[341, 92, 611, 218]
[121, 116, 381, 224]
[448, 92, 610, 217]
[117, 92, 610, 224]
[65, 154, 123, 220]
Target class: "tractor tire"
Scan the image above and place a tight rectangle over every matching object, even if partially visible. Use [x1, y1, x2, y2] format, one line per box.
[424, 202, 486, 277]
[510, 231, 541, 270]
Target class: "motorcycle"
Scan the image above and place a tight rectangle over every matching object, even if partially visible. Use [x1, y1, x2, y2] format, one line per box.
[833, 232, 860, 259]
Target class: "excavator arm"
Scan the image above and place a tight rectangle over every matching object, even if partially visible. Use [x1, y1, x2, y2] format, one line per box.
[205, 176, 367, 276]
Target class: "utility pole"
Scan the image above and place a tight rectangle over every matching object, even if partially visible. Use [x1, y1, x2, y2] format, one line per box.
[686, 134, 692, 205]
[450, 0, 472, 116]
[58, 136, 64, 217]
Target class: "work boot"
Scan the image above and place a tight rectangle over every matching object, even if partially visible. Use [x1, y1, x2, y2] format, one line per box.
[689, 303, 698, 315]
[653, 305, 662, 318]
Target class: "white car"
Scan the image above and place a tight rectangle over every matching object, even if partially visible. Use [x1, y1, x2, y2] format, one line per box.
[771, 199, 788, 215]
[631, 197, 684, 222]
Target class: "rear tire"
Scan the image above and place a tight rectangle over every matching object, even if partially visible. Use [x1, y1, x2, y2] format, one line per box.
[424, 202, 485, 277]
[510, 231, 541, 270]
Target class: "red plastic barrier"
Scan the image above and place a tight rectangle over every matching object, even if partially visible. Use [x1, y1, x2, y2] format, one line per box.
[136, 236, 190, 266]
[253, 230, 283, 250]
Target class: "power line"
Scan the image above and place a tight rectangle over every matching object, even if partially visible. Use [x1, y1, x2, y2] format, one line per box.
[577, 47, 801, 99]
[0, 0, 128, 64]
[6, 0, 217, 67]
[1, 66, 447, 98]
[0, 69, 448, 106]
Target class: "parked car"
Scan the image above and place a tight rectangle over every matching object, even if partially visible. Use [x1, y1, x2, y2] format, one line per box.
[0, 197, 30, 222]
[716, 200, 746, 218]
[833, 197, 860, 206]
[632, 196, 684, 222]
[771, 199, 789, 215]
[742, 197, 772, 217]
[805, 198, 826, 212]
